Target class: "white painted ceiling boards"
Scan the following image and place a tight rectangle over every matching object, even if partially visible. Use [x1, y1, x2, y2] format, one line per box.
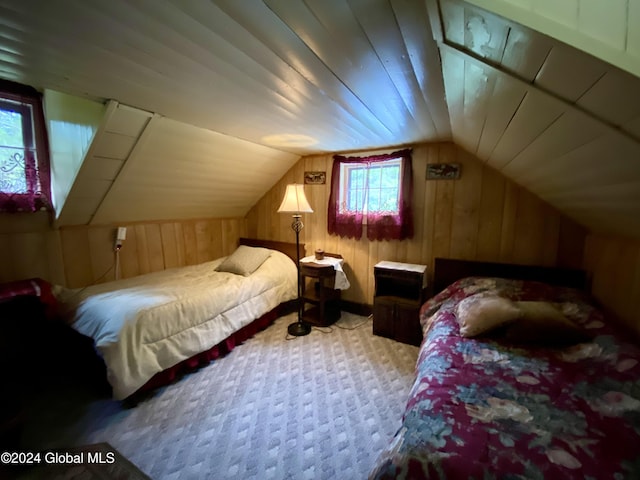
[0, 0, 638, 238]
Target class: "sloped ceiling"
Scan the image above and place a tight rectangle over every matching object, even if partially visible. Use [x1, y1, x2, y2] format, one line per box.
[465, 0, 640, 79]
[430, 0, 640, 238]
[0, 0, 638, 238]
[0, 0, 449, 152]
[53, 99, 301, 225]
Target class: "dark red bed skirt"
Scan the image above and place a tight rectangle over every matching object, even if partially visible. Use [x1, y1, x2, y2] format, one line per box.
[134, 304, 285, 396]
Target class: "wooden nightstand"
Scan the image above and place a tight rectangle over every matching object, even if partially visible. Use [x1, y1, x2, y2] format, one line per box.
[300, 254, 342, 327]
[373, 261, 427, 346]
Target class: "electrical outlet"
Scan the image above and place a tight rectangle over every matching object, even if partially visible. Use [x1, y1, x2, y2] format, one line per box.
[115, 226, 127, 250]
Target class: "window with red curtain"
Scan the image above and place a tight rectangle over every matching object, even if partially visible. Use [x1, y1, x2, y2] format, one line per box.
[327, 148, 414, 241]
[0, 79, 51, 213]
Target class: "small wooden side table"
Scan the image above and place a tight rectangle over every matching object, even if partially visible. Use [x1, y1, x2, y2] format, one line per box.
[300, 254, 342, 327]
[373, 261, 427, 346]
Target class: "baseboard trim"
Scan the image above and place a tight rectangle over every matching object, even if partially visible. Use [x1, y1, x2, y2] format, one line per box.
[341, 300, 372, 317]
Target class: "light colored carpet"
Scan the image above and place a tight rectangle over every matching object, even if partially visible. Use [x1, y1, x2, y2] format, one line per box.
[23, 312, 419, 480]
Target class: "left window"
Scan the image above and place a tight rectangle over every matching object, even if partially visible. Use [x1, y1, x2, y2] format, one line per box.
[0, 80, 51, 213]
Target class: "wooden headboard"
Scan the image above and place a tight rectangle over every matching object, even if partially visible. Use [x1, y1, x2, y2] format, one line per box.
[239, 237, 304, 264]
[433, 258, 588, 295]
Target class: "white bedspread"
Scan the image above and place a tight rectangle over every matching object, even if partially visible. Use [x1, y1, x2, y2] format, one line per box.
[57, 250, 297, 399]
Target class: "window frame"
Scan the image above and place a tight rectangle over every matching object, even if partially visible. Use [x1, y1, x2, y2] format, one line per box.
[0, 79, 51, 213]
[338, 157, 403, 216]
[327, 148, 414, 241]
[0, 98, 37, 196]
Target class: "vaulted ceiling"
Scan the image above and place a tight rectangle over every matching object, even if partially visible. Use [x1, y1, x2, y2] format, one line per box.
[0, 0, 639, 238]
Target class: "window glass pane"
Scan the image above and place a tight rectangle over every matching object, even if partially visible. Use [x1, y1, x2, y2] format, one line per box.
[339, 157, 401, 214]
[380, 187, 398, 211]
[368, 189, 380, 211]
[357, 190, 365, 209]
[0, 147, 26, 193]
[348, 189, 357, 211]
[350, 167, 364, 189]
[348, 189, 365, 211]
[381, 165, 399, 187]
[369, 166, 381, 189]
[0, 109, 27, 194]
[0, 109, 24, 148]
[345, 165, 367, 212]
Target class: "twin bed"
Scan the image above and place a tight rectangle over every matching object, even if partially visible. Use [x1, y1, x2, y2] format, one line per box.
[56, 238, 300, 400]
[370, 258, 640, 479]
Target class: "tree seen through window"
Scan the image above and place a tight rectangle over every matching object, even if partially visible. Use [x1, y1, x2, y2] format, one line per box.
[343, 158, 401, 214]
[0, 79, 51, 213]
[0, 107, 28, 194]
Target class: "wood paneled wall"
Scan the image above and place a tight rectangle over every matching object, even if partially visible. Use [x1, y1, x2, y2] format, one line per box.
[60, 218, 247, 288]
[0, 216, 246, 288]
[0, 212, 65, 285]
[246, 142, 587, 306]
[584, 234, 640, 335]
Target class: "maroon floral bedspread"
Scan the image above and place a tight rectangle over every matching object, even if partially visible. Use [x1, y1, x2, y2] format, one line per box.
[370, 277, 640, 479]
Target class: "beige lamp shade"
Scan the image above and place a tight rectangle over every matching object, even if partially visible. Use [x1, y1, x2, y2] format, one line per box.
[277, 184, 313, 213]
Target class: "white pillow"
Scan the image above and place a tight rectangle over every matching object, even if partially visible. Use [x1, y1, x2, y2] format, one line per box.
[455, 294, 522, 338]
[215, 246, 272, 276]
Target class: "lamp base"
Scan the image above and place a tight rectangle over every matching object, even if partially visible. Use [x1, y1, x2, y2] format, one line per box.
[287, 320, 311, 336]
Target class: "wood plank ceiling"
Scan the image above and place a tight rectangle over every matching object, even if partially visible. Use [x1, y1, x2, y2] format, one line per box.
[432, 0, 640, 238]
[0, 0, 449, 152]
[465, 0, 640, 79]
[0, 0, 638, 239]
